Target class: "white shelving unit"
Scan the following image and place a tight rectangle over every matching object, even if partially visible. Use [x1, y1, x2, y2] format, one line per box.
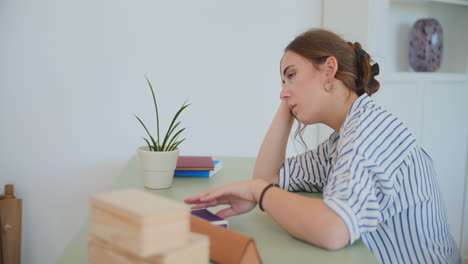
[388, 0, 468, 74]
[322, 0, 468, 77]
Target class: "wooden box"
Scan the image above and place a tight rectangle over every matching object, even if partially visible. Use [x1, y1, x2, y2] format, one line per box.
[90, 189, 189, 257]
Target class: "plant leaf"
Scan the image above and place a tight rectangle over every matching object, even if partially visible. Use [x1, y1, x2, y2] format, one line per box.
[166, 127, 186, 151]
[135, 114, 157, 150]
[162, 102, 190, 150]
[143, 137, 153, 151]
[145, 76, 160, 147]
[169, 138, 185, 151]
[161, 121, 180, 150]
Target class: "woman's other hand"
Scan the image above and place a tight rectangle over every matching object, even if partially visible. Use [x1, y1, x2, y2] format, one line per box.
[184, 179, 269, 218]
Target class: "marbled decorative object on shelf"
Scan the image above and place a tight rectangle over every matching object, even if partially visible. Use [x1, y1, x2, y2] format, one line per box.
[408, 18, 443, 72]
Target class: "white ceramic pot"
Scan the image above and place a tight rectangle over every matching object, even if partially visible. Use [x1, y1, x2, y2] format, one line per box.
[137, 146, 179, 189]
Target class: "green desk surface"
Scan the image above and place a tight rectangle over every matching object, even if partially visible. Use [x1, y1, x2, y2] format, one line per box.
[57, 156, 377, 264]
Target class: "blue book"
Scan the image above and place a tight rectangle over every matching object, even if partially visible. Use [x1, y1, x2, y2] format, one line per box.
[174, 160, 222, 177]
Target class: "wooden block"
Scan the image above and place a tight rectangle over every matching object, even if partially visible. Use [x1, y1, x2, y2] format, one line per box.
[90, 189, 190, 257]
[88, 232, 209, 264]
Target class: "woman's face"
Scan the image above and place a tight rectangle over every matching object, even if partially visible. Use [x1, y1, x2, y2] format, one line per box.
[280, 51, 327, 125]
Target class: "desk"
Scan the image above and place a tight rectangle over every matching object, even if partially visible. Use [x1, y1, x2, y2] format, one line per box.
[57, 156, 377, 263]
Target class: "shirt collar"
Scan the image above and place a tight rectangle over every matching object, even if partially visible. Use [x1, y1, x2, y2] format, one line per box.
[339, 93, 374, 133]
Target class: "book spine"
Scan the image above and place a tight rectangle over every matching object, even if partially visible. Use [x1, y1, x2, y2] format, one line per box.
[175, 172, 210, 177]
[175, 161, 221, 178]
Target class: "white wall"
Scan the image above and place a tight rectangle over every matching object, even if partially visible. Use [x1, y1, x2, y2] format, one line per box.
[0, 0, 322, 263]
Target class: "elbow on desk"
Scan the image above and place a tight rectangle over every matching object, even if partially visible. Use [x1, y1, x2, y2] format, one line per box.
[301, 221, 349, 251]
[306, 231, 348, 251]
[306, 232, 349, 251]
[319, 236, 348, 251]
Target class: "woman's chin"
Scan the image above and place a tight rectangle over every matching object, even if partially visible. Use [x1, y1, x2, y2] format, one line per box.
[297, 116, 315, 125]
[297, 117, 312, 125]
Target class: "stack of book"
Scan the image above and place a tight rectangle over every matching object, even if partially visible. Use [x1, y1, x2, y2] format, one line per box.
[174, 156, 223, 178]
[88, 189, 209, 264]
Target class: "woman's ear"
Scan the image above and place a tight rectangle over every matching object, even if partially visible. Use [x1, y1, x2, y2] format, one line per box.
[322, 56, 338, 93]
[324, 56, 338, 82]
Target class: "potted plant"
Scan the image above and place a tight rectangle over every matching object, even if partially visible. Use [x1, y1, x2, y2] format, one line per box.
[135, 76, 189, 189]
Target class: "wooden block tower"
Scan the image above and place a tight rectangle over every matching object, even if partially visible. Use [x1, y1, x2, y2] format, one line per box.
[88, 189, 209, 264]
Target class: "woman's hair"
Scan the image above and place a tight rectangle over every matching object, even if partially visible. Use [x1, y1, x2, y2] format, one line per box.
[284, 28, 380, 148]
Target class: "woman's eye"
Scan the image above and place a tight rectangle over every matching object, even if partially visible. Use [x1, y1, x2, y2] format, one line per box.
[287, 72, 296, 79]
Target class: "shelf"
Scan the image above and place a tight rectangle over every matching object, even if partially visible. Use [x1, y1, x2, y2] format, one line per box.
[388, 0, 468, 73]
[380, 72, 468, 82]
[323, 0, 468, 75]
[431, 0, 468, 6]
[392, 0, 468, 7]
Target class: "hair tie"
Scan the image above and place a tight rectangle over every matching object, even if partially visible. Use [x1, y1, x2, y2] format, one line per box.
[355, 48, 367, 84]
[367, 63, 380, 88]
[355, 48, 379, 88]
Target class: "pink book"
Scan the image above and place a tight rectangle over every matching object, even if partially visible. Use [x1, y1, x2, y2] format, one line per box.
[176, 156, 214, 171]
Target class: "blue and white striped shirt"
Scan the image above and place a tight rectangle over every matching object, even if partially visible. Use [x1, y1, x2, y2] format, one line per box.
[279, 94, 460, 263]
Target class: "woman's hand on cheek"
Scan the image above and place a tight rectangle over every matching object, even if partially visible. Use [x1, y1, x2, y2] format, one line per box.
[184, 180, 266, 218]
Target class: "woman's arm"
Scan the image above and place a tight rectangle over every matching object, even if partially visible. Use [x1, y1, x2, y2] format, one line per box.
[252, 179, 349, 250]
[185, 179, 350, 251]
[253, 101, 294, 184]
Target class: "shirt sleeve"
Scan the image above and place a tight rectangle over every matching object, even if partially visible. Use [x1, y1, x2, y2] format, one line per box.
[322, 109, 408, 245]
[322, 152, 383, 244]
[278, 138, 330, 192]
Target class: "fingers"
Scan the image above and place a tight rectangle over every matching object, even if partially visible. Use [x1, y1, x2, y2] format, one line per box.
[184, 196, 200, 204]
[184, 192, 208, 204]
[189, 200, 220, 210]
[201, 189, 229, 202]
[190, 203, 210, 210]
[216, 207, 239, 218]
[184, 186, 229, 205]
[184, 193, 211, 204]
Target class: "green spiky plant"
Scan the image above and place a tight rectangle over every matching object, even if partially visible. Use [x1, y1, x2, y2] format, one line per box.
[135, 76, 190, 152]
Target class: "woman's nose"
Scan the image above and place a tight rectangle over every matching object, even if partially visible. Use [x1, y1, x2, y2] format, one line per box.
[280, 86, 290, 100]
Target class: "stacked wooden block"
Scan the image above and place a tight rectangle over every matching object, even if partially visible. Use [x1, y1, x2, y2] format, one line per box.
[88, 189, 209, 264]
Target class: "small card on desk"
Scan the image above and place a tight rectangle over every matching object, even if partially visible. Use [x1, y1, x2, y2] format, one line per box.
[191, 209, 228, 228]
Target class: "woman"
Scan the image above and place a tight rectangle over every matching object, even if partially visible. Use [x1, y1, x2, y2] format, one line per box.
[184, 29, 460, 263]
